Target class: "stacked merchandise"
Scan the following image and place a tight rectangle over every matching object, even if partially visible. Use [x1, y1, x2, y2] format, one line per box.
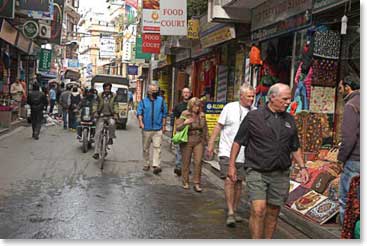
[286, 147, 342, 225]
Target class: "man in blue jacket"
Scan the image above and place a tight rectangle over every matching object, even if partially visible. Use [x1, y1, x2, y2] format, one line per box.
[137, 84, 168, 175]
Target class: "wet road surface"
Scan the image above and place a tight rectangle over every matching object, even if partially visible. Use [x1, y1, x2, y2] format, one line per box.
[0, 112, 308, 239]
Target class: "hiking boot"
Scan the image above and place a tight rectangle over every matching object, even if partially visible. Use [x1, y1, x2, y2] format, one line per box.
[174, 168, 182, 177]
[92, 153, 99, 160]
[226, 214, 236, 227]
[153, 167, 162, 175]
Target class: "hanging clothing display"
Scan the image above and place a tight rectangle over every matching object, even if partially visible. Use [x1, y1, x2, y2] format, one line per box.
[313, 30, 341, 59]
[341, 176, 360, 239]
[312, 59, 338, 87]
[309, 86, 336, 114]
[294, 62, 313, 101]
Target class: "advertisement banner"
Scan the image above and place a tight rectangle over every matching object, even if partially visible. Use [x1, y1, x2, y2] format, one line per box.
[38, 49, 52, 71]
[201, 26, 236, 49]
[142, 33, 160, 54]
[160, 0, 187, 36]
[0, 0, 15, 18]
[204, 102, 225, 136]
[67, 59, 79, 68]
[17, 0, 54, 20]
[142, 0, 160, 33]
[135, 37, 152, 59]
[100, 36, 116, 58]
[49, 0, 65, 45]
[187, 19, 199, 39]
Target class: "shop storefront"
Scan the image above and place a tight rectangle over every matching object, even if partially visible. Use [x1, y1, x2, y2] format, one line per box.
[249, 0, 359, 227]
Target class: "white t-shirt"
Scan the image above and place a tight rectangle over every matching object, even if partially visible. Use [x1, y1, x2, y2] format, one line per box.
[217, 101, 256, 163]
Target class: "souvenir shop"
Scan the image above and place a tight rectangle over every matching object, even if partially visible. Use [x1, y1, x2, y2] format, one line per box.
[249, 0, 360, 226]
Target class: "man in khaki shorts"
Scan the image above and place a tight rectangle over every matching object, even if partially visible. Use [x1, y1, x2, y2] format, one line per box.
[208, 83, 256, 227]
[228, 83, 309, 238]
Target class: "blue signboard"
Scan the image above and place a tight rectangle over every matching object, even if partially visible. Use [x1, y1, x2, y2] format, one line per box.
[128, 65, 138, 75]
[204, 102, 225, 114]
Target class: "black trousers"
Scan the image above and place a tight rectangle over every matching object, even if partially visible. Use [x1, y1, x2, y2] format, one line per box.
[31, 110, 43, 137]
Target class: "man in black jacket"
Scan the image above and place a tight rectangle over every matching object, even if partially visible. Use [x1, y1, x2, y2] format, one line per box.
[337, 75, 360, 225]
[27, 83, 48, 140]
[228, 83, 309, 239]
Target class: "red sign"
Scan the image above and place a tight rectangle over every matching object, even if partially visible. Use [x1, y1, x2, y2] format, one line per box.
[142, 33, 161, 54]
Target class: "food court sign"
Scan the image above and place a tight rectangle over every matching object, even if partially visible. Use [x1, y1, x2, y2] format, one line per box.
[160, 0, 187, 36]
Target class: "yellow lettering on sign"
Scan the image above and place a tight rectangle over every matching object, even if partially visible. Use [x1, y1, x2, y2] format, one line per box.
[187, 19, 199, 39]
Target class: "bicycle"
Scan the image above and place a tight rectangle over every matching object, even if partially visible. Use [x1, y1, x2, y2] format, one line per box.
[98, 118, 110, 170]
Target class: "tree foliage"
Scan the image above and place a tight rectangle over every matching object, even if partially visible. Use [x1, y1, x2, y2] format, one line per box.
[187, 0, 208, 19]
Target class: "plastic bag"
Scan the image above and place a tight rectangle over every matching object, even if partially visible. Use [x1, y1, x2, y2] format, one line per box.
[172, 125, 189, 144]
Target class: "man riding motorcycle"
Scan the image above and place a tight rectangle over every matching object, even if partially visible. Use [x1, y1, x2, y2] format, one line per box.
[77, 88, 97, 140]
[92, 82, 118, 160]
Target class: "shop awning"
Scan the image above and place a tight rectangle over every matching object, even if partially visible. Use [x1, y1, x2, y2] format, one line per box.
[91, 75, 129, 86]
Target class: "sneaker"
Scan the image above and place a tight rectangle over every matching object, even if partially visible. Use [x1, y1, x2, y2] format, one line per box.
[234, 213, 244, 222]
[92, 153, 99, 160]
[153, 167, 162, 175]
[226, 214, 236, 227]
[174, 168, 182, 177]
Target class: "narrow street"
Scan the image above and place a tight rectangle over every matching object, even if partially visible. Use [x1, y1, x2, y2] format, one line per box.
[0, 112, 308, 239]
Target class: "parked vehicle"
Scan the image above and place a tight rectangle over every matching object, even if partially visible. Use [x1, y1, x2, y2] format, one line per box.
[91, 75, 129, 129]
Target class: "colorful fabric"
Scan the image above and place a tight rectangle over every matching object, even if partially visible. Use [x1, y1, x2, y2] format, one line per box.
[323, 176, 340, 201]
[309, 86, 335, 114]
[294, 112, 324, 153]
[291, 190, 328, 215]
[305, 198, 339, 225]
[312, 59, 338, 87]
[285, 185, 310, 208]
[313, 30, 340, 59]
[341, 176, 360, 239]
[311, 172, 336, 194]
[294, 62, 312, 101]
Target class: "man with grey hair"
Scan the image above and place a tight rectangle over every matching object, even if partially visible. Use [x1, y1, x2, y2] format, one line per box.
[207, 83, 256, 227]
[228, 83, 309, 238]
[137, 83, 168, 175]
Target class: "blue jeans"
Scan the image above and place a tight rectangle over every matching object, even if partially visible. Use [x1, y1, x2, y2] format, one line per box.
[294, 80, 308, 110]
[175, 144, 182, 169]
[62, 109, 69, 129]
[339, 160, 360, 224]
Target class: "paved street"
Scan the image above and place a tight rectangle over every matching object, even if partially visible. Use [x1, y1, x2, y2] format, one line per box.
[0, 113, 308, 239]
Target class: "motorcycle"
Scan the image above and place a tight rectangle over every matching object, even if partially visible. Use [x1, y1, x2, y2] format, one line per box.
[77, 105, 96, 153]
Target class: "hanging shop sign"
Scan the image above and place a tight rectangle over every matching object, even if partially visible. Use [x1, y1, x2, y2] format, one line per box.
[142, 33, 161, 54]
[38, 49, 52, 72]
[49, 0, 65, 45]
[204, 102, 225, 136]
[313, 0, 349, 13]
[135, 37, 152, 60]
[201, 26, 236, 49]
[175, 49, 191, 63]
[252, 11, 312, 41]
[251, 0, 312, 32]
[0, 0, 15, 18]
[142, 0, 160, 33]
[100, 36, 116, 58]
[0, 19, 17, 45]
[16, 32, 31, 53]
[216, 65, 228, 103]
[160, 0, 187, 36]
[23, 20, 39, 39]
[16, 0, 54, 20]
[67, 59, 79, 68]
[187, 19, 199, 39]
[128, 65, 139, 75]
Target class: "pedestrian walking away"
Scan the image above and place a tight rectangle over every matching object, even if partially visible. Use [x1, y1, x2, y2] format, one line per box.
[92, 82, 118, 160]
[228, 83, 309, 239]
[137, 83, 168, 175]
[207, 83, 256, 227]
[175, 97, 208, 192]
[172, 87, 192, 177]
[70, 86, 82, 130]
[337, 75, 360, 225]
[49, 84, 57, 115]
[27, 83, 48, 140]
[59, 86, 72, 129]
